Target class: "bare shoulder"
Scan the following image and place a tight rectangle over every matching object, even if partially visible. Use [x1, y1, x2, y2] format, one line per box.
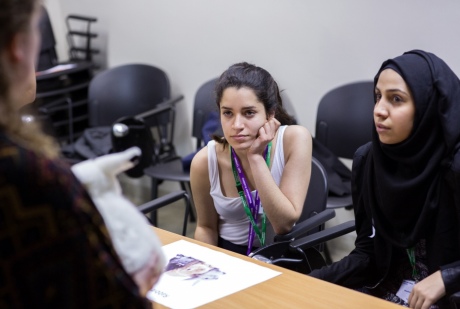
[283, 125, 312, 144]
[281, 125, 312, 162]
[190, 145, 209, 176]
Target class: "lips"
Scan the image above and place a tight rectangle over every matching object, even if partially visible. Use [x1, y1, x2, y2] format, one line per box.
[375, 123, 389, 132]
[231, 135, 249, 142]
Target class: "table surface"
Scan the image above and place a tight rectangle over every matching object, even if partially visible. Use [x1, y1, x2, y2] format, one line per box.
[150, 227, 402, 309]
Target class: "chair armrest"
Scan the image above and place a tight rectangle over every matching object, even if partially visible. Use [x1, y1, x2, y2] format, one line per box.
[290, 220, 356, 250]
[274, 209, 336, 242]
[137, 190, 191, 236]
[134, 95, 184, 120]
[450, 291, 460, 309]
[137, 190, 188, 213]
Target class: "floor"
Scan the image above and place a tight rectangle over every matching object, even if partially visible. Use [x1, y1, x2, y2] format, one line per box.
[119, 174, 356, 263]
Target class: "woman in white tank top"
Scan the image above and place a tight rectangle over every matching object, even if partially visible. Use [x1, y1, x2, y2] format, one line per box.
[191, 62, 312, 255]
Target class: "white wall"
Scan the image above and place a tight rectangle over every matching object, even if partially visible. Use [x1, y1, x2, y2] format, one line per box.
[44, 0, 460, 156]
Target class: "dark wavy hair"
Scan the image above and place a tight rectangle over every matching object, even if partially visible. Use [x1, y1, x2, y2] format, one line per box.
[213, 62, 295, 144]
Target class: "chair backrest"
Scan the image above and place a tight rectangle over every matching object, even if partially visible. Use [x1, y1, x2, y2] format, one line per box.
[269, 155, 329, 243]
[88, 64, 178, 163]
[299, 156, 328, 224]
[88, 64, 171, 127]
[192, 77, 219, 149]
[250, 156, 330, 273]
[315, 81, 374, 159]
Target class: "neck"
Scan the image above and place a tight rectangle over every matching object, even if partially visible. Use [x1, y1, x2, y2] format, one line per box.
[231, 149, 251, 175]
[232, 147, 248, 161]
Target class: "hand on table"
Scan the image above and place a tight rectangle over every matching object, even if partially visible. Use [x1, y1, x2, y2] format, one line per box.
[408, 270, 445, 309]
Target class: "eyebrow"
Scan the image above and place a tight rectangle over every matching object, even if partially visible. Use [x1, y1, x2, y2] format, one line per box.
[375, 87, 410, 96]
[220, 105, 258, 110]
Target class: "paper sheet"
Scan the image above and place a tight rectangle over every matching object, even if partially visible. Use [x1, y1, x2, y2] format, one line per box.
[147, 240, 281, 309]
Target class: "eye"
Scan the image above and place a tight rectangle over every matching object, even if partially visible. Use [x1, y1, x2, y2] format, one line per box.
[374, 93, 382, 103]
[244, 110, 256, 117]
[392, 95, 403, 104]
[222, 110, 232, 117]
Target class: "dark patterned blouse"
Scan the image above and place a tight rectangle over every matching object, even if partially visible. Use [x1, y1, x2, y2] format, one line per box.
[0, 133, 150, 308]
[357, 239, 439, 309]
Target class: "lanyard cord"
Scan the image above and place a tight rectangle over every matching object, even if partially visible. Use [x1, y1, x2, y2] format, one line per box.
[230, 142, 272, 255]
[406, 247, 419, 280]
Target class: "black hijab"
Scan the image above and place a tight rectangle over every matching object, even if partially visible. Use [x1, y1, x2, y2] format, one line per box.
[364, 50, 460, 248]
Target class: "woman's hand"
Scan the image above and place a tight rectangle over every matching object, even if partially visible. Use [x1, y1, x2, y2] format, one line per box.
[248, 116, 280, 157]
[408, 270, 446, 309]
[132, 252, 163, 296]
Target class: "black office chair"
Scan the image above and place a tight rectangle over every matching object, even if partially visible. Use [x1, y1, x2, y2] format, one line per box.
[450, 292, 460, 309]
[250, 157, 355, 274]
[62, 63, 183, 162]
[143, 77, 219, 221]
[315, 81, 374, 209]
[59, 64, 187, 234]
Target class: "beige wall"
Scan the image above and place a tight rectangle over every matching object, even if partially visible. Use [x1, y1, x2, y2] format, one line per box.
[44, 0, 460, 156]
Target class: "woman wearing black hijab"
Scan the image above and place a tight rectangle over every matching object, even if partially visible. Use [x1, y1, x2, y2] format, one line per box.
[309, 50, 460, 309]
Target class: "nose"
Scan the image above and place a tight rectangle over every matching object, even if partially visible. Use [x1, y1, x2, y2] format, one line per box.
[374, 101, 388, 119]
[232, 114, 244, 129]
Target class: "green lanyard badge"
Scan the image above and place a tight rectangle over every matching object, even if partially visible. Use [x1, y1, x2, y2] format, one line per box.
[406, 247, 419, 280]
[230, 142, 271, 254]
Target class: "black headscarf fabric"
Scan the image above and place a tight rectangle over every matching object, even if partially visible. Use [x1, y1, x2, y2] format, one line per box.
[363, 50, 460, 248]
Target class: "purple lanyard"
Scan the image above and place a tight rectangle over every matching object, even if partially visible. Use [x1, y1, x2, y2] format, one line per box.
[230, 142, 271, 255]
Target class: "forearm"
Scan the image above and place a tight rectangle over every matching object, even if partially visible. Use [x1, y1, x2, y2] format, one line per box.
[309, 250, 372, 288]
[248, 154, 298, 234]
[194, 225, 218, 247]
[190, 146, 219, 247]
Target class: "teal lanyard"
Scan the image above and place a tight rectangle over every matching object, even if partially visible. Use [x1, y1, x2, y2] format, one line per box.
[230, 142, 271, 254]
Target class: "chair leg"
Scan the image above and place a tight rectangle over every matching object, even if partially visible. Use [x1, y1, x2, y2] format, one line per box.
[181, 181, 196, 222]
[150, 178, 159, 226]
[150, 178, 193, 236]
[181, 194, 191, 236]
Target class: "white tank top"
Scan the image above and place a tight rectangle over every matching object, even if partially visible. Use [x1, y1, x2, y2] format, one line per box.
[207, 125, 286, 246]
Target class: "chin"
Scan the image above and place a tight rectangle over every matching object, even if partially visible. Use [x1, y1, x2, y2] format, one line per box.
[379, 138, 400, 145]
[229, 142, 251, 151]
